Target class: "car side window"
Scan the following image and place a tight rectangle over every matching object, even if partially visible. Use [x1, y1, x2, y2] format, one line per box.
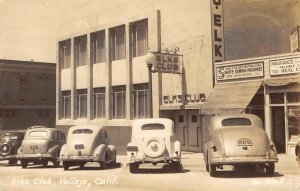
[103, 130, 107, 139]
[58, 132, 62, 140]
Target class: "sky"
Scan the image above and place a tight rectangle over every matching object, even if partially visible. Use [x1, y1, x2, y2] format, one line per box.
[0, 0, 299, 63]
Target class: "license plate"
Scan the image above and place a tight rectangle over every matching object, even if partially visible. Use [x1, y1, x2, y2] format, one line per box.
[237, 138, 253, 146]
[75, 144, 84, 150]
[30, 145, 38, 149]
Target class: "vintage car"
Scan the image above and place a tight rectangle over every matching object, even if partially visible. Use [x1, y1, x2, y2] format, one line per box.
[295, 142, 300, 167]
[59, 125, 117, 170]
[203, 114, 278, 177]
[18, 127, 66, 168]
[126, 118, 181, 173]
[0, 131, 25, 165]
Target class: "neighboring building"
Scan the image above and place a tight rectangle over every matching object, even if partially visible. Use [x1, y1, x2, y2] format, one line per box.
[202, 52, 300, 155]
[56, 1, 217, 154]
[0, 60, 56, 131]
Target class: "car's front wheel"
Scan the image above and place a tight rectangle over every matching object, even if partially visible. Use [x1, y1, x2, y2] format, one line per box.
[52, 159, 60, 167]
[129, 163, 139, 173]
[42, 160, 48, 168]
[209, 163, 217, 177]
[265, 163, 275, 176]
[63, 161, 70, 170]
[8, 159, 17, 166]
[21, 160, 28, 169]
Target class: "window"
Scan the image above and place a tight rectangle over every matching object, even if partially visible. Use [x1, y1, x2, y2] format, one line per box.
[270, 93, 284, 104]
[131, 20, 148, 57]
[222, 118, 252, 126]
[287, 92, 300, 103]
[76, 89, 87, 119]
[93, 87, 105, 119]
[28, 131, 48, 137]
[112, 85, 126, 119]
[91, 31, 105, 64]
[192, 115, 197, 123]
[141, 123, 165, 130]
[61, 91, 71, 119]
[287, 106, 300, 140]
[178, 115, 184, 123]
[111, 26, 125, 60]
[133, 83, 148, 118]
[59, 39, 71, 69]
[74, 35, 87, 66]
[72, 129, 93, 134]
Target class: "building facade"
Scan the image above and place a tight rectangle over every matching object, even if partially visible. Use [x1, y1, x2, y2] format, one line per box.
[56, 2, 216, 154]
[0, 60, 56, 131]
[202, 52, 300, 155]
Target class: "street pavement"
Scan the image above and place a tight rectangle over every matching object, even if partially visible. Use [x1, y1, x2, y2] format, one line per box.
[0, 152, 299, 191]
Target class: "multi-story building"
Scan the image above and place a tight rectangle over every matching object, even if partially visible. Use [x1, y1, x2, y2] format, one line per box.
[0, 59, 56, 131]
[56, 1, 217, 154]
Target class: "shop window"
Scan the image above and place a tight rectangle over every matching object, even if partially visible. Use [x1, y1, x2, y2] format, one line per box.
[178, 115, 184, 123]
[60, 91, 71, 119]
[93, 87, 106, 119]
[133, 83, 149, 119]
[270, 93, 284, 104]
[131, 20, 148, 57]
[91, 31, 105, 64]
[74, 35, 87, 66]
[287, 106, 300, 140]
[110, 26, 125, 60]
[76, 89, 87, 119]
[59, 39, 71, 69]
[192, 115, 197, 123]
[287, 92, 300, 103]
[112, 85, 126, 119]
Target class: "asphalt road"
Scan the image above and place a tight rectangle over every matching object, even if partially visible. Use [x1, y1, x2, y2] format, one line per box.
[0, 153, 300, 191]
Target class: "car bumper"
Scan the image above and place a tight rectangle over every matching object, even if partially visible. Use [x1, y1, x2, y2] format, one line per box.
[210, 156, 278, 165]
[129, 155, 180, 163]
[60, 155, 99, 162]
[17, 153, 56, 160]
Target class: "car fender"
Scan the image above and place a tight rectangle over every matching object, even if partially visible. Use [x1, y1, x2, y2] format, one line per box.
[59, 144, 67, 158]
[269, 141, 278, 158]
[93, 144, 107, 161]
[107, 145, 117, 161]
[206, 141, 219, 164]
[47, 145, 60, 155]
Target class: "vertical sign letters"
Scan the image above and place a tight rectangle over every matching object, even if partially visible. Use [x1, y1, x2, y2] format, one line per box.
[211, 0, 224, 63]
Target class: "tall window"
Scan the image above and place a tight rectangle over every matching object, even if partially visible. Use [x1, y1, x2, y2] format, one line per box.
[74, 35, 87, 66]
[91, 31, 105, 64]
[131, 20, 148, 57]
[93, 87, 105, 119]
[76, 89, 87, 119]
[59, 39, 71, 69]
[111, 26, 125, 60]
[112, 85, 126, 119]
[133, 83, 149, 118]
[61, 91, 71, 119]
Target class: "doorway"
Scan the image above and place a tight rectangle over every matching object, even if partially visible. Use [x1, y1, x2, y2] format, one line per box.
[271, 106, 286, 153]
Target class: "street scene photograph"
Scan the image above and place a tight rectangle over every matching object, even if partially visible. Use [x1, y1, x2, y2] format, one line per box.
[0, 0, 300, 190]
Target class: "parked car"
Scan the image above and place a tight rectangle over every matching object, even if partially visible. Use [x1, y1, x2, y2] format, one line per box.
[59, 125, 117, 170]
[127, 118, 181, 173]
[295, 141, 300, 167]
[0, 131, 25, 165]
[18, 127, 66, 168]
[203, 114, 278, 177]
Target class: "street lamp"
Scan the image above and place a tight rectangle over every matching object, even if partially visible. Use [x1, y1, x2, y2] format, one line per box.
[145, 51, 155, 118]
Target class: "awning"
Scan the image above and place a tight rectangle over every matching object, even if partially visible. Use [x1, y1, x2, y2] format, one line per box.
[264, 77, 300, 86]
[201, 81, 262, 115]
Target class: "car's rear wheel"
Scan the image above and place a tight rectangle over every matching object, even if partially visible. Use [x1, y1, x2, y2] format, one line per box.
[209, 163, 217, 177]
[8, 159, 17, 166]
[21, 160, 28, 169]
[42, 160, 48, 168]
[129, 163, 139, 173]
[265, 163, 275, 176]
[63, 161, 70, 170]
[171, 161, 182, 172]
[79, 162, 85, 168]
[52, 159, 60, 167]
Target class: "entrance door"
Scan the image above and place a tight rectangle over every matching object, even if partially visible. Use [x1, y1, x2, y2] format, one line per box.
[271, 107, 286, 153]
[187, 110, 202, 152]
[174, 110, 188, 151]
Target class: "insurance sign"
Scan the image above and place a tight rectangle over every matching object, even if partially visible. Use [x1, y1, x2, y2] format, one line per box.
[270, 57, 300, 75]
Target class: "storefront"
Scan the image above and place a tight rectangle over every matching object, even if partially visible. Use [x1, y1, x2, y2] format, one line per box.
[201, 52, 300, 155]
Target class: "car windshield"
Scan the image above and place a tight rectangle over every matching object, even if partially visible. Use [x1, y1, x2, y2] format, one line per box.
[28, 131, 48, 137]
[0, 135, 19, 140]
[72, 129, 93, 134]
[222, 118, 252, 126]
[141, 123, 165, 130]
